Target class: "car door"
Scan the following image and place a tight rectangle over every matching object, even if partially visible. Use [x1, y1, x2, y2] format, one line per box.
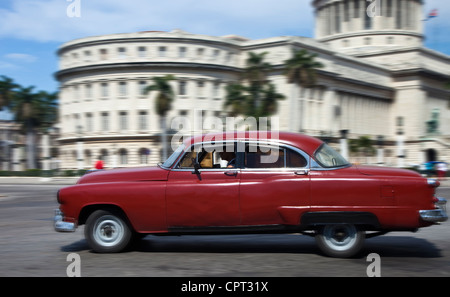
[239, 142, 311, 226]
[165, 142, 241, 229]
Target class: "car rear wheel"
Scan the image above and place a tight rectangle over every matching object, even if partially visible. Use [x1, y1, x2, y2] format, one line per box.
[315, 224, 365, 258]
[85, 210, 132, 253]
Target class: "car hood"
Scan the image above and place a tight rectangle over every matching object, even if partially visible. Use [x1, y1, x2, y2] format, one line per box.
[356, 165, 421, 178]
[77, 166, 170, 184]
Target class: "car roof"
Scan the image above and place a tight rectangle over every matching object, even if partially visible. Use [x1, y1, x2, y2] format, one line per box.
[183, 131, 324, 156]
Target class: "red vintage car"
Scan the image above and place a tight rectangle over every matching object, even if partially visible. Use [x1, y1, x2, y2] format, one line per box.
[54, 131, 447, 257]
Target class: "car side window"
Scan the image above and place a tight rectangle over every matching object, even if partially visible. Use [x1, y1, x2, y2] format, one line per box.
[177, 143, 237, 169]
[245, 145, 283, 168]
[286, 149, 308, 168]
[245, 144, 307, 169]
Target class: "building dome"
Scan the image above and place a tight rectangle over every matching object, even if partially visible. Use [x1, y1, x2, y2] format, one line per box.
[312, 0, 424, 53]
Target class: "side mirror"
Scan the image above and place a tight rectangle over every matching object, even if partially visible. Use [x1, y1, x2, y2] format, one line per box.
[191, 158, 201, 175]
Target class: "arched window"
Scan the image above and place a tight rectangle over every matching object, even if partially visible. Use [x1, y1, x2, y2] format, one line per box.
[139, 148, 151, 165]
[84, 150, 92, 168]
[119, 149, 128, 165]
[100, 149, 109, 166]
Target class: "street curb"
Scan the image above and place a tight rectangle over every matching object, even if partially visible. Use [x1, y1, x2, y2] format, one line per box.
[0, 177, 79, 185]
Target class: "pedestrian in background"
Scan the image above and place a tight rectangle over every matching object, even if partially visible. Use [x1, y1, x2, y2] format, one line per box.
[436, 162, 447, 180]
[95, 158, 104, 170]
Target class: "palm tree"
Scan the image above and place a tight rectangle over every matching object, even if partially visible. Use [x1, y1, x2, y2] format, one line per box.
[224, 53, 284, 129]
[244, 52, 271, 83]
[258, 83, 285, 119]
[36, 90, 59, 131]
[284, 49, 324, 132]
[243, 52, 272, 115]
[144, 75, 175, 162]
[224, 82, 248, 117]
[10, 86, 40, 169]
[0, 76, 18, 111]
[284, 49, 324, 87]
[9, 87, 58, 169]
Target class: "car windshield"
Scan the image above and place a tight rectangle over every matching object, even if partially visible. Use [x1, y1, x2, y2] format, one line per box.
[314, 143, 350, 168]
[160, 144, 185, 168]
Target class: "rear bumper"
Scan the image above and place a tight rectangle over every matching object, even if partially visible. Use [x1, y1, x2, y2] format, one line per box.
[54, 209, 77, 232]
[420, 198, 448, 223]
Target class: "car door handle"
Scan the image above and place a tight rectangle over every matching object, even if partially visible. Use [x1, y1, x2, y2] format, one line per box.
[224, 170, 238, 176]
[295, 169, 310, 176]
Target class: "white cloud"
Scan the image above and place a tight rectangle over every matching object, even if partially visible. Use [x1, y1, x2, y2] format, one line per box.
[0, 0, 313, 42]
[4, 53, 37, 63]
[0, 61, 17, 69]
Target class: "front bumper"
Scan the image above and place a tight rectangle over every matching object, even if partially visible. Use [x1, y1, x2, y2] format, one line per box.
[54, 209, 77, 232]
[420, 198, 448, 223]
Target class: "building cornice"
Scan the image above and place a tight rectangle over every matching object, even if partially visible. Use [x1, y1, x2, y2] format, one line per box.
[55, 62, 242, 81]
[391, 67, 450, 81]
[317, 69, 395, 98]
[318, 30, 424, 43]
[57, 32, 243, 55]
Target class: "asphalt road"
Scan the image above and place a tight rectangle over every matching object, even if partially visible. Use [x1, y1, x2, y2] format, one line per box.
[0, 183, 449, 277]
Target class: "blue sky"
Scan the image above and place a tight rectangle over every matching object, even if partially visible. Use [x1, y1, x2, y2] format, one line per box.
[0, 0, 448, 99]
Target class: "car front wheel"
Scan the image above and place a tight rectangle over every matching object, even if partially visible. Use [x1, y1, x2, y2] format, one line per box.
[315, 224, 365, 258]
[85, 210, 132, 253]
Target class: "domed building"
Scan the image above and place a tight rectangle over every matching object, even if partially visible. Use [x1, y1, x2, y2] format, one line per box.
[55, 0, 450, 169]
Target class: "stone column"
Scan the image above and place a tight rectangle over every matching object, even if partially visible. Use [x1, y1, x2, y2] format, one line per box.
[340, 129, 349, 161]
[12, 145, 22, 171]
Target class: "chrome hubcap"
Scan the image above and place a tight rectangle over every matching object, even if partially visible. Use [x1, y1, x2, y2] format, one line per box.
[93, 216, 124, 247]
[323, 225, 357, 251]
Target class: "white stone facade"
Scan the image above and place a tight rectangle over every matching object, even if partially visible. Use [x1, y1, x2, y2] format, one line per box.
[56, 0, 450, 169]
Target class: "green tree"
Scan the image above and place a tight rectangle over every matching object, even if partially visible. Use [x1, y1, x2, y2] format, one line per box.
[224, 52, 284, 129]
[349, 136, 376, 157]
[224, 82, 248, 117]
[36, 90, 59, 131]
[224, 82, 284, 128]
[243, 52, 272, 115]
[144, 75, 175, 162]
[284, 49, 324, 87]
[284, 49, 324, 131]
[0, 75, 18, 111]
[9, 86, 58, 169]
[258, 83, 285, 119]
